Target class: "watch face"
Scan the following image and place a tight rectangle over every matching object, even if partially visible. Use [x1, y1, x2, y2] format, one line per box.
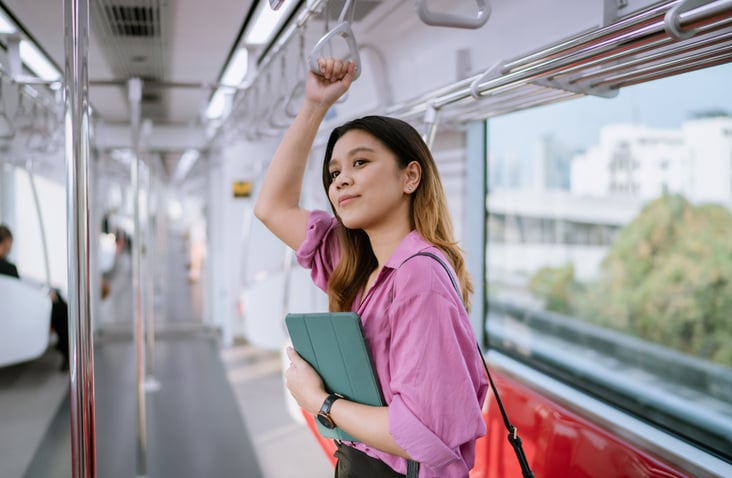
[317, 412, 336, 429]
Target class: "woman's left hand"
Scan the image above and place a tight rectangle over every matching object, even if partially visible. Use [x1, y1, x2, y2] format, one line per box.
[285, 347, 328, 415]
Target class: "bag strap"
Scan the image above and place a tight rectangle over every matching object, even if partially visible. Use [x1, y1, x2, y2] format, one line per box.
[400, 252, 534, 478]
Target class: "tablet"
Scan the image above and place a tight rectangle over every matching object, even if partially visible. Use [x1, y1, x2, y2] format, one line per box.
[285, 312, 384, 441]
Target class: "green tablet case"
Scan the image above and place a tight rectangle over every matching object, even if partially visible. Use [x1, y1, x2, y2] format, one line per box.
[285, 312, 385, 442]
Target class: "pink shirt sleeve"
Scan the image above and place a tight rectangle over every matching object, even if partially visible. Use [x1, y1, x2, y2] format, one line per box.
[386, 257, 488, 476]
[295, 210, 340, 292]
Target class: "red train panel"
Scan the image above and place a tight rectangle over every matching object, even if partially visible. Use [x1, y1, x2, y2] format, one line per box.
[302, 371, 691, 477]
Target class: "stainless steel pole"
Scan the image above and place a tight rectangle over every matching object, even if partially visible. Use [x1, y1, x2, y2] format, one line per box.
[145, 165, 159, 389]
[27, 169, 52, 287]
[128, 77, 148, 478]
[63, 0, 96, 476]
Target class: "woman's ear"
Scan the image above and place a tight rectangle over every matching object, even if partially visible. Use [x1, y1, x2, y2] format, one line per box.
[404, 161, 422, 193]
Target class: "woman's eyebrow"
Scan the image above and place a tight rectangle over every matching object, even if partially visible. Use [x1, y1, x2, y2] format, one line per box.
[346, 146, 375, 157]
[329, 147, 376, 167]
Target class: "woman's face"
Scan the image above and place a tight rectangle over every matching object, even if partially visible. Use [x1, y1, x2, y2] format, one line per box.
[327, 130, 412, 232]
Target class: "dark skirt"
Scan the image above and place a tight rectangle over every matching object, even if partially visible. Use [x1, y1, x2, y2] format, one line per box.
[333, 442, 406, 478]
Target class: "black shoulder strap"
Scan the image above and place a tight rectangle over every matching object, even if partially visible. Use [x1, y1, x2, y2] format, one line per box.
[400, 252, 534, 478]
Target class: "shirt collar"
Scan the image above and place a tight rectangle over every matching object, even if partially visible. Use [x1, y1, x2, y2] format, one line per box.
[384, 230, 432, 270]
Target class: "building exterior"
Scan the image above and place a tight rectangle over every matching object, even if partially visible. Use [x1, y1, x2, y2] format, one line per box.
[570, 117, 732, 203]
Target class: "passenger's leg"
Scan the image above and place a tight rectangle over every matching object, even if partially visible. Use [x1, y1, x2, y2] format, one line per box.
[50, 291, 70, 370]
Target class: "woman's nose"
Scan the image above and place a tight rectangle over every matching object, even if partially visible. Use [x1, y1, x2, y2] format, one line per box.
[334, 172, 351, 188]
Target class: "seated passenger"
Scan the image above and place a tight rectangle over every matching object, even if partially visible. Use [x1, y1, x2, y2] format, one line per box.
[0, 224, 70, 371]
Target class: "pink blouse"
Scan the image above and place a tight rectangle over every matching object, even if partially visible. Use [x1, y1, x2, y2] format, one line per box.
[296, 210, 488, 478]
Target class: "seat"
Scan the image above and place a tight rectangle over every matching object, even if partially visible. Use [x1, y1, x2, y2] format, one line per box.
[0, 275, 52, 367]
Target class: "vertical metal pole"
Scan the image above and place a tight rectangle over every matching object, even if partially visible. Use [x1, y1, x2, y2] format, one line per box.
[422, 102, 441, 150]
[27, 169, 52, 287]
[465, 121, 488, 349]
[64, 0, 96, 476]
[128, 77, 148, 478]
[145, 165, 160, 390]
[0, 161, 5, 221]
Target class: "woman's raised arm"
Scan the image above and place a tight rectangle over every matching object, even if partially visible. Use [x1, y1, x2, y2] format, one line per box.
[254, 58, 355, 251]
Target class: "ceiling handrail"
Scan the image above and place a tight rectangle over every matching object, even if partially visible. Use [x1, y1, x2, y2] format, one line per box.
[387, 0, 732, 120]
[415, 0, 490, 29]
[665, 0, 710, 39]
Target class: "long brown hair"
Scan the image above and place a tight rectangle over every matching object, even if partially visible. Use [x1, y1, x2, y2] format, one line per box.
[321, 116, 473, 311]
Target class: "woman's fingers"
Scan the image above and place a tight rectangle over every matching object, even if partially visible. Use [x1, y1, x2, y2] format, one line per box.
[305, 57, 355, 107]
[286, 346, 300, 366]
[316, 57, 353, 82]
[285, 346, 327, 413]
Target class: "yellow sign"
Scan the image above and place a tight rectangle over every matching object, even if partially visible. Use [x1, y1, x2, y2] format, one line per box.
[232, 181, 252, 198]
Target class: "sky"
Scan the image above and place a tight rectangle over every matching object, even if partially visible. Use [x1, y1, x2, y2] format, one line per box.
[488, 63, 732, 164]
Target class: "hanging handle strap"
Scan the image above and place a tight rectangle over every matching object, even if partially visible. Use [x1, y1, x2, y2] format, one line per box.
[415, 0, 490, 29]
[308, 0, 362, 80]
[401, 252, 534, 478]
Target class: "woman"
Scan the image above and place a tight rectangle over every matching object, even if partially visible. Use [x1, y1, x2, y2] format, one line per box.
[254, 58, 487, 477]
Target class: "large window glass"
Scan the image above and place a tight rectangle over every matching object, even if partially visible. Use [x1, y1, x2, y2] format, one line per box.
[485, 63, 732, 460]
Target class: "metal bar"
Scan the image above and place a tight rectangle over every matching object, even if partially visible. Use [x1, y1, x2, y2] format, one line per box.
[89, 79, 249, 90]
[501, 1, 674, 72]
[558, 24, 732, 84]
[0, 161, 5, 221]
[228, 0, 328, 115]
[604, 49, 732, 87]
[63, 0, 96, 476]
[27, 170, 52, 287]
[145, 167, 160, 390]
[387, 0, 732, 119]
[257, 0, 328, 73]
[454, 87, 573, 122]
[573, 30, 732, 84]
[128, 76, 148, 478]
[422, 103, 440, 150]
[675, 0, 732, 35]
[146, 168, 155, 378]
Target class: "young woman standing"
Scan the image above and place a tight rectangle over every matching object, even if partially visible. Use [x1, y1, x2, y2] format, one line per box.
[254, 58, 487, 478]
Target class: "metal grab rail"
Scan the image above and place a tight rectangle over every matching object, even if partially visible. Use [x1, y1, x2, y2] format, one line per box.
[415, 0, 490, 29]
[307, 0, 362, 80]
[665, 0, 711, 39]
[386, 0, 732, 120]
[27, 167, 52, 288]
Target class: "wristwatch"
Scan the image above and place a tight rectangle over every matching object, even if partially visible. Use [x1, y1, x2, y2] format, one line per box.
[317, 393, 344, 429]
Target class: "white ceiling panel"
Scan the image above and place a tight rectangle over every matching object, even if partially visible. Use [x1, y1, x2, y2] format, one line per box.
[2, 0, 255, 126]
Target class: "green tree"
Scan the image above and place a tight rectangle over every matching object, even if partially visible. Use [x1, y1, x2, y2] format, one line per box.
[528, 265, 576, 315]
[530, 194, 732, 367]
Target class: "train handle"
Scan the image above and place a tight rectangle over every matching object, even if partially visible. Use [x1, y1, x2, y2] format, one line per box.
[415, 0, 491, 30]
[308, 0, 362, 81]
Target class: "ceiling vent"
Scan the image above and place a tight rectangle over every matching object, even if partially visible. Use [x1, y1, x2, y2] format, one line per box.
[91, 0, 171, 121]
[102, 4, 159, 38]
[91, 0, 169, 81]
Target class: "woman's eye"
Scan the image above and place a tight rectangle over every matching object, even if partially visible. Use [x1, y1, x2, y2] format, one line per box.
[329, 170, 340, 179]
[354, 159, 367, 167]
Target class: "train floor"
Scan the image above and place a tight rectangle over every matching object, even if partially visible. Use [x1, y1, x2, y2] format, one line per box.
[0, 228, 332, 478]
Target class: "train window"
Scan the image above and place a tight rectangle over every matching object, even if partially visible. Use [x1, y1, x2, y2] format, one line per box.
[485, 62, 732, 460]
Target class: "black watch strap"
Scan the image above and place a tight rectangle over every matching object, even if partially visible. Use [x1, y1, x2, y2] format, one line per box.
[320, 393, 343, 414]
[317, 393, 343, 429]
